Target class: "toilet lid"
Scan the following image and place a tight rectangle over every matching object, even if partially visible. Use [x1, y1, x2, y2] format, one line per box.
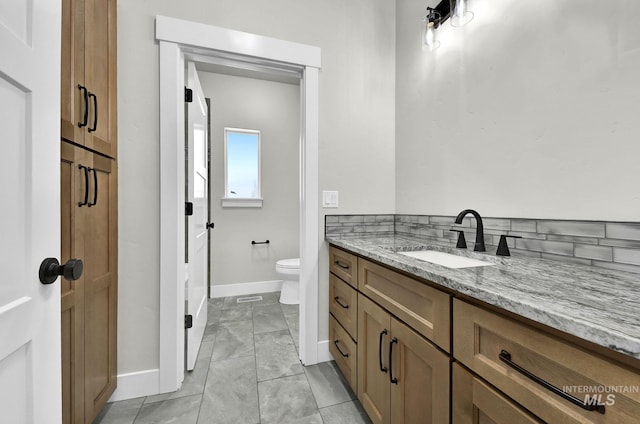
[277, 258, 300, 269]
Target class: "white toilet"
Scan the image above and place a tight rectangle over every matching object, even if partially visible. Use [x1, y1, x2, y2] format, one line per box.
[276, 258, 300, 304]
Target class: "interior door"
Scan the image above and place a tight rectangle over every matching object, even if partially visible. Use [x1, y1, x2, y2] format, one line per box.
[0, 0, 62, 423]
[185, 62, 209, 370]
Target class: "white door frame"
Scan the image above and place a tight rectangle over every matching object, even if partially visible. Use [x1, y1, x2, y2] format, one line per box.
[156, 16, 321, 392]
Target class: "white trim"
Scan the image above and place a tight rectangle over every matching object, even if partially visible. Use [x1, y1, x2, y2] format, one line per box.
[159, 40, 185, 393]
[298, 66, 320, 366]
[210, 280, 283, 298]
[156, 16, 321, 68]
[108, 369, 160, 402]
[221, 198, 263, 208]
[157, 16, 321, 394]
[317, 340, 333, 363]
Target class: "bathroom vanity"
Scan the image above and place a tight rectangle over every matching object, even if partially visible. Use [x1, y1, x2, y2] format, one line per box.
[326, 237, 640, 424]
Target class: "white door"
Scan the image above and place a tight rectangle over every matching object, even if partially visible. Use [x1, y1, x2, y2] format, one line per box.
[0, 0, 62, 423]
[185, 62, 209, 370]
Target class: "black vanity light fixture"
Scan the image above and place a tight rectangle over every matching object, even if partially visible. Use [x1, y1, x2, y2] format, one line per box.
[422, 0, 474, 50]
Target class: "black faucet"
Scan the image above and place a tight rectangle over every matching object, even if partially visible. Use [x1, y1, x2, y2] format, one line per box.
[454, 209, 485, 252]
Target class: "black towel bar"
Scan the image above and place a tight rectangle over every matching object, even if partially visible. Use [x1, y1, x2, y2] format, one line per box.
[251, 240, 270, 245]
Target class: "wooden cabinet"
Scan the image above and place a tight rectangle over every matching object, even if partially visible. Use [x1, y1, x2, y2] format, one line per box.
[61, 142, 117, 424]
[358, 294, 450, 424]
[329, 315, 358, 391]
[358, 258, 450, 352]
[452, 363, 543, 424]
[61, 0, 117, 420]
[329, 251, 359, 393]
[61, 0, 117, 158]
[329, 246, 358, 287]
[329, 273, 358, 340]
[453, 299, 640, 424]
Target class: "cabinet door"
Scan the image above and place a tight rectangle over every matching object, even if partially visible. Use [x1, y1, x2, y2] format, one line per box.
[390, 317, 450, 424]
[83, 154, 117, 421]
[329, 273, 358, 340]
[61, 0, 86, 145]
[452, 363, 543, 424]
[84, 0, 117, 158]
[61, 143, 87, 424]
[358, 295, 391, 424]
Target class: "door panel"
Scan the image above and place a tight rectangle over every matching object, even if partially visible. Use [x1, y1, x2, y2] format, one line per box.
[84, 0, 117, 157]
[390, 317, 450, 424]
[60, 0, 85, 144]
[61, 143, 86, 424]
[0, 0, 62, 421]
[186, 62, 209, 370]
[358, 295, 391, 424]
[83, 154, 117, 421]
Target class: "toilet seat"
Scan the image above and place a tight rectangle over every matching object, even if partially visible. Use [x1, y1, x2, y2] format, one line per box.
[276, 258, 300, 270]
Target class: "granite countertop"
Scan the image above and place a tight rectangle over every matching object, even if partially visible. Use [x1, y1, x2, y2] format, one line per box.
[326, 234, 640, 361]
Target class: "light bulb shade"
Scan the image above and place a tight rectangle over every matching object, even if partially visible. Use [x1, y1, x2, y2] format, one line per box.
[422, 10, 441, 50]
[450, 0, 474, 27]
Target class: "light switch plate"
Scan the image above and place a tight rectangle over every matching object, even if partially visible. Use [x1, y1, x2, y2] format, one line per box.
[322, 190, 339, 208]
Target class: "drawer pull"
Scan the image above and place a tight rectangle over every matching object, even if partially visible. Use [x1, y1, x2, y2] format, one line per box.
[78, 165, 89, 207]
[78, 84, 89, 128]
[333, 340, 349, 358]
[499, 350, 605, 414]
[335, 260, 350, 270]
[334, 296, 349, 309]
[379, 329, 388, 373]
[389, 337, 398, 384]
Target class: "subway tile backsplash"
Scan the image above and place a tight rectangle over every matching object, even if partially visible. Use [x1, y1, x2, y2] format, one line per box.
[325, 214, 640, 274]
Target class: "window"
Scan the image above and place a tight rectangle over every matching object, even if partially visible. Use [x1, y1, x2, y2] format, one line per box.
[223, 128, 262, 207]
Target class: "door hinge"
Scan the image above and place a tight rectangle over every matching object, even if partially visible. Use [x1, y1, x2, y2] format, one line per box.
[185, 87, 193, 103]
[185, 314, 193, 329]
[206, 222, 215, 230]
[185, 202, 193, 216]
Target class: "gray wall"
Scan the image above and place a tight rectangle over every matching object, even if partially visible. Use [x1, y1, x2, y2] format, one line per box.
[117, 0, 396, 376]
[395, 0, 640, 221]
[198, 71, 300, 285]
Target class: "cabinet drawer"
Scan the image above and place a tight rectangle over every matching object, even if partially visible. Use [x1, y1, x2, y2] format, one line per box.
[329, 246, 358, 288]
[454, 299, 640, 424]
[453, 363, 543, 424]
[330, 273, 358, 340]
[358, 258, 450, 352]
[329, 314, 357, 393]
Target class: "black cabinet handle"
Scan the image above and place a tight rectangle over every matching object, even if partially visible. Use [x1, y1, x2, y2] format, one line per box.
[499, 350, 605, 414]
[78, 85, 89, 128]
[335, 260, 350, 270]
[88, 92, 98, 132]
[78, 165, 89, 207]
[334, 296, 349, 309]
[333, 340, 349, 358]
[379, 329, 388, 373]
[87, 168, 98, 207]
[389, 337, 398, 384]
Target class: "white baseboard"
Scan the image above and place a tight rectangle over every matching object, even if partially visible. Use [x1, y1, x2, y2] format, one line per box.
[317, 340, 333, 363]
[210, 280, 283, 298]
[108, 369, 160, 402]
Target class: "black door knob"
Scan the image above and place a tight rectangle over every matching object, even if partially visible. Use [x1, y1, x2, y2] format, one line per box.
[39, 258, 84, 285]
[206, 222, 215, 230]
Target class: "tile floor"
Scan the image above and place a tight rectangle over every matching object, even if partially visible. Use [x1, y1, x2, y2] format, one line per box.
[94, 292, 371, 424]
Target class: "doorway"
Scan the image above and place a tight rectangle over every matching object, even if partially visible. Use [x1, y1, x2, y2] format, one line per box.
[156, 16, 321, 392]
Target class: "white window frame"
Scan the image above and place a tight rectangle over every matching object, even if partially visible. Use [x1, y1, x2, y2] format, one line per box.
[222, 127, 263, 207]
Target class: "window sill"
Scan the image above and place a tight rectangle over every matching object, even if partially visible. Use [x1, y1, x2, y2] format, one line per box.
[221, 198, 263, 208]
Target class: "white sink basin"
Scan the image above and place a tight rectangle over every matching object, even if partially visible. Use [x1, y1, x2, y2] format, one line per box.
[398, 250, 494, 269]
